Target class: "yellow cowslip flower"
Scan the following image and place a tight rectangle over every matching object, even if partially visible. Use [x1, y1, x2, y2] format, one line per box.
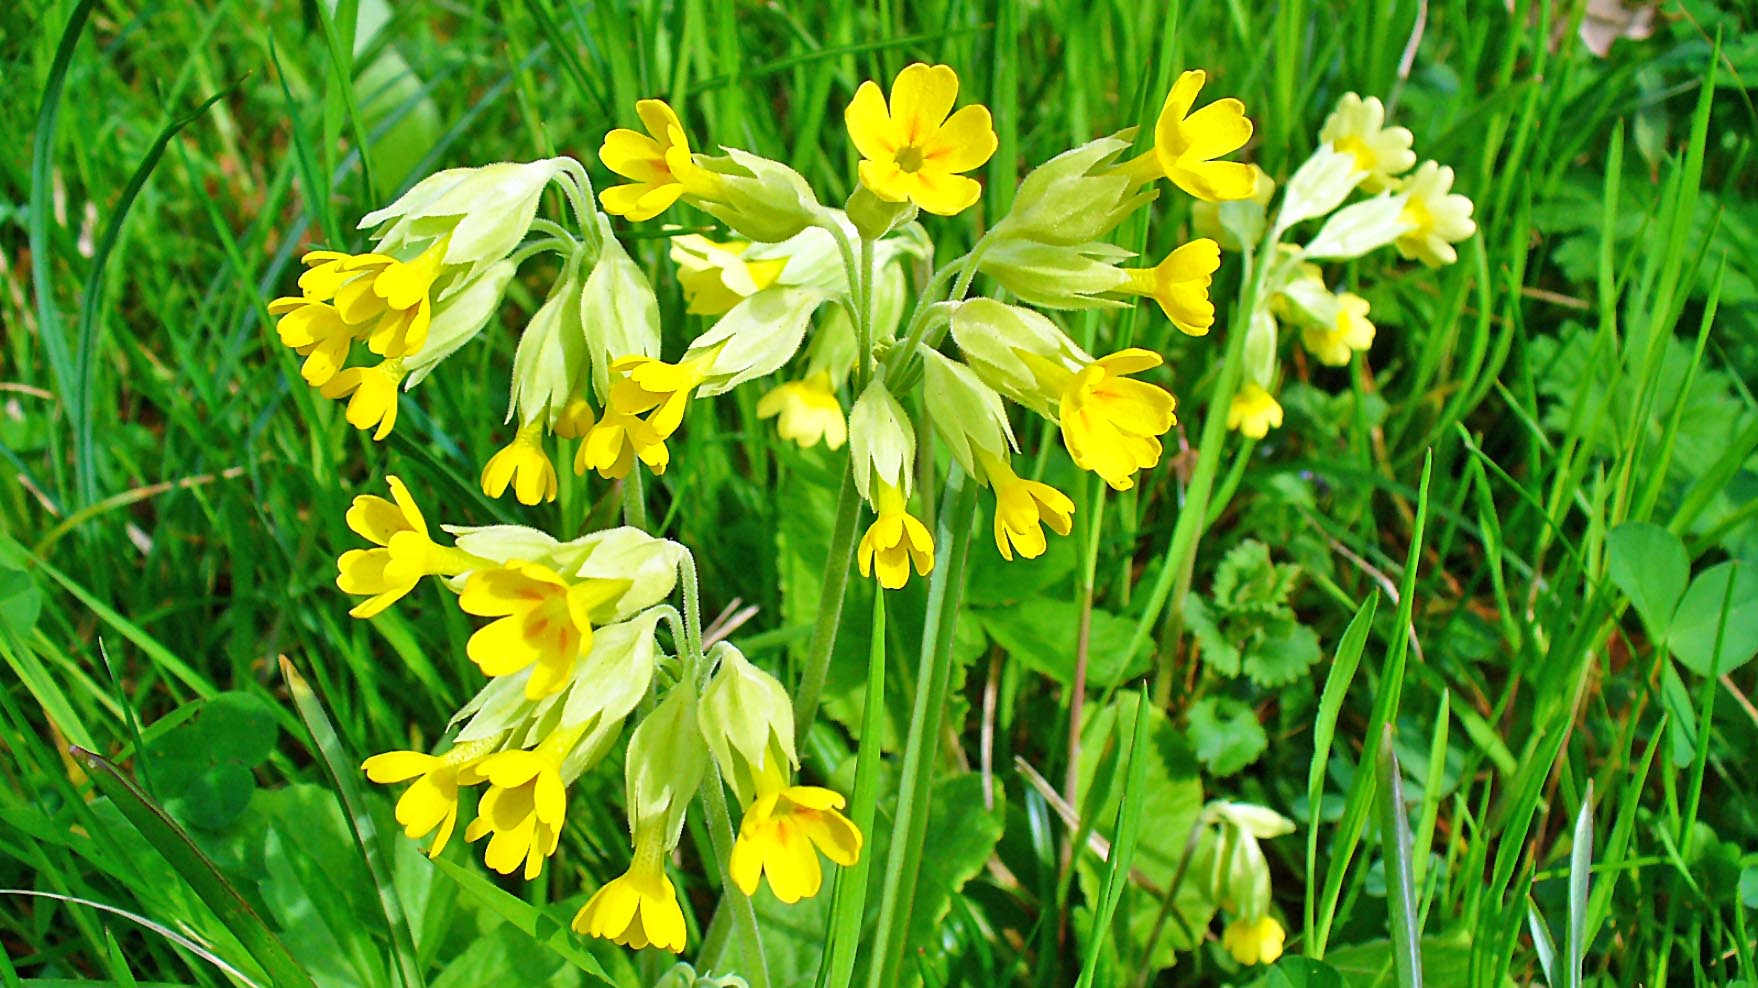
[599, 99, 704, 222]
[320, 360, 404, 441]
[844, 62, 997, 216]
[857, 481, 934, 589]
[729, 785, 862, 904]
[459, 561, 630, 699]
[977, 452, 1074, 561]
[336, 475, 478, 618]
[1227, 382, 1284, 440]
[572, 823, 688, 952]
[575, 356, 707, 479]
[1301, 292, 1374, 366]
[266, 299, 354, 386]
[481, 420, 560, 505]
[1221, 915, 1286, 966]
[462, 729, 581, 880]
[1394, 161, 1476, 268]
[1117, 238, 1222, 336]
[1049, 349, 1177, 491]
[1320, 93, 1415, 193]
[757, 373, 847, 450]
[281, 241, 448, 358]
[1115, 70, 1255, 202]
[553, 396, 597, 439]
[670, 236, 789, 315]
[361, 739, 494, 858]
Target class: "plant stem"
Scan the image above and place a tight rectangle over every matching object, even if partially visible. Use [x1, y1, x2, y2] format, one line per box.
[698, 757, 770, 988]
[792, 466, 865, 730]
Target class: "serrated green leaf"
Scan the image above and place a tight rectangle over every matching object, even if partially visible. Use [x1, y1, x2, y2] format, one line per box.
[1186, 697, 1267, 777]
[1243, 621, 1322, 688]
[1186, 595, 1242, 678]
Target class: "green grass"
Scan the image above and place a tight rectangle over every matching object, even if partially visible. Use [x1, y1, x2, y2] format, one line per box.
[3, 1, 1757, 987]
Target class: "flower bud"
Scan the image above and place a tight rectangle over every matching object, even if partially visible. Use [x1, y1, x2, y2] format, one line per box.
[684, 286, 829, 397]
[920, 349, 1016, 476]
[698, 643, 797, 806]
[990, 133, 1157, 246]
[361, 158, 571, 274]
[947, 298, 1091, 418]
[976, 239, 1132, 311]
[506, 270, 588, 427]
[1276, 143, 1366, 230]
[692, 149, 829, 244]
[568, 526, 687, 618]
[848, 380, 916, 501]
[1302, 193, 1412, 260]
[846, 181, 919, 241]
[625, 683, 709, 847]
[579, 214, 663, 402]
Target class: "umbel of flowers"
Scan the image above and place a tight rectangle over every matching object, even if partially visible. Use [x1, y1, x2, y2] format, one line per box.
[346, 476, 860, 952]
[1193, 92, 1477, 440]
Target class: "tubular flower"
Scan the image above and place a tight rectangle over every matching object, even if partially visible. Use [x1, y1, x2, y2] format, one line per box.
[320, 360, 404, 441]
[282, 240, 448, 358]
[978, 453, 1075, 561]
[462, 731, 580, 880]
[1221, 915, 1286, 966]
[361, 739, 493, 858]
[670, 236, 789, 315]
[267, 299, 354, 386]
[336, 475, 478, 618]
[1319, 93, 1415, 193]
[575, 357, 708, 479]
[729, 786, 862, 904]
[481, 420, 560, 505]
[1394, 161, 1476, 267]
[599, 99, 704, 222]
[757, 373, 847, 450]
[1116, 70, 1256, 202]
[1117, 238, 1222, 336]
[572, 824, 688, 952]
[1301, 292, 1375, 366]
[857, 482, 935, 590]
[1053, 349, 1177, 491]
[459, 561, 630, 699]
[1227, 382, 1284, 440]
[845, 62, 997, 216]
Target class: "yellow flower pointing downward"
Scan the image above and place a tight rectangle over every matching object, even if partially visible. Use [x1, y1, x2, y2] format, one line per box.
[360, 741, 491, 858]
[977, 452, 1074, 561]
[729, 785, 862, 904]
[1222, 914, 1286, 965]
[572, 824, 688, 952]
[576, 357, 707, 479]
[1052, 350, 1178, 491]
[462, 741, 575, 880]
[857, 482, 935, 589]
[481, 420, 560, 505]
[1117, 70, 1256, 202]
[757, 373, 847, 450]
[459, 561, 630, 699]
[1228, 382, 1284, 440]
[320, 360, 404, 440]
[845, 63, 998, 216]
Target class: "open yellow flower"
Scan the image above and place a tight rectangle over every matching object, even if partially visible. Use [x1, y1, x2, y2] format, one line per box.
[336, 475, 477, 617]
[1394, 161, 1476, 267]
[670, 236, 789, 315]
[1301, 292, 1374, 366]
[845, 63, 997, 215]
[1227, 382, 1284, 440]
[1117, 70, 1255, 202]
[1054, 349, 1177, 491]
[320, 360, 404, 440]
[282, 241, 448, 359]
[599, 99, 703, 222]
[267, 298, 354, 386]
[857, 482, 935, 589]
[1320, 93, 1415, 193]
[729, 785, 862, 904]
[1221, 914, 1286, 966]
[573, 825, 688, 952]
[575, 356, 707, 479]
[1118, 238, 1222, 336]
[361, 741, 490, 858]
[757, 373, 847, 450]
[462, 742, 574, 880]
[459, 561, 630, 698]
[979, 452, 1074, 561]
[481, 420, 560, 505]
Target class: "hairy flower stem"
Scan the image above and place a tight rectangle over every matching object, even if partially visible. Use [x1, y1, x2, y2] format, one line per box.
[1145, 227, 1275, 708]
[867, 471, 979, 988]
[792, 466, 864, 730]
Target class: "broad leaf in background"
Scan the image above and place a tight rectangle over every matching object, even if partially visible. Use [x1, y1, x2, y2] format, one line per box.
[1667, 561, 1758, 676]
[145, 691, 278, 831]
[1606, 522, 1690, 641]
[1187, 697, 1269, 777]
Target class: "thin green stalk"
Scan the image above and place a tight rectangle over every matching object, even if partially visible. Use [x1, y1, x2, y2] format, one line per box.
[818, 590, 887, 988]
[698, 760, 770, 988]
[792, 467, 864, 729]
[866, 471, 979, 988]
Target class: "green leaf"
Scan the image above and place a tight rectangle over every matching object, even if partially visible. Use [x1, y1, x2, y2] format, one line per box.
[1605, 522, 1689, 640]
[975, 601, 1146, 687]
[147, 692, 278, 831]
[1186, 697, 1268, 777]
[0, 565, 43, 637]
[903, 774, 1007, 972]
[1254, 957, 1346, 988]
[1212, 540, 1301, 617]
[1668, 561, 1758, 675]
[1242, 620, 1322, 688]
[1322, 930, 1494, 988]
[1186, 595, 1241, 678]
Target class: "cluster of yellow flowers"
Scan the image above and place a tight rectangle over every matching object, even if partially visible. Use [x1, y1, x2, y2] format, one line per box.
[274, 59, 1267, 959]
[1195, 92, 1477, 439]
[340, 475, 859, 952]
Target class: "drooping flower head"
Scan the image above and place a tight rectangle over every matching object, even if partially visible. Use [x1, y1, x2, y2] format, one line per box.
[845, 63, 998, 216]
[977, 452, 1074, 562]
[288, 241, 448, 359]
[1117, 238, 1222, 336]
[320, 360, 404, 441]
[481, 420, 561, 506]
[1221, 915, 1286, 966]
[1227, 382, 1284, 440]
[758, 373, 847, 451]
[1052, 350, 1178, 491]
[729, 785, 862, 904]
[576, 356, 709, 479]
[599, 100, 703, 222]
[459, 561, 631, 699]
[361, 739, 494, 858]
[858, 481, 936, 589]
[1319, 93, 1415, 193]
[572, 822, 688, 952]
[1117, 70, 1256, 202]
[462, 727, 583, 880]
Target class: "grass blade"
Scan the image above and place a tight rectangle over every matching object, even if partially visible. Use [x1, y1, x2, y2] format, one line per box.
[1375, 726, 1422, 988]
